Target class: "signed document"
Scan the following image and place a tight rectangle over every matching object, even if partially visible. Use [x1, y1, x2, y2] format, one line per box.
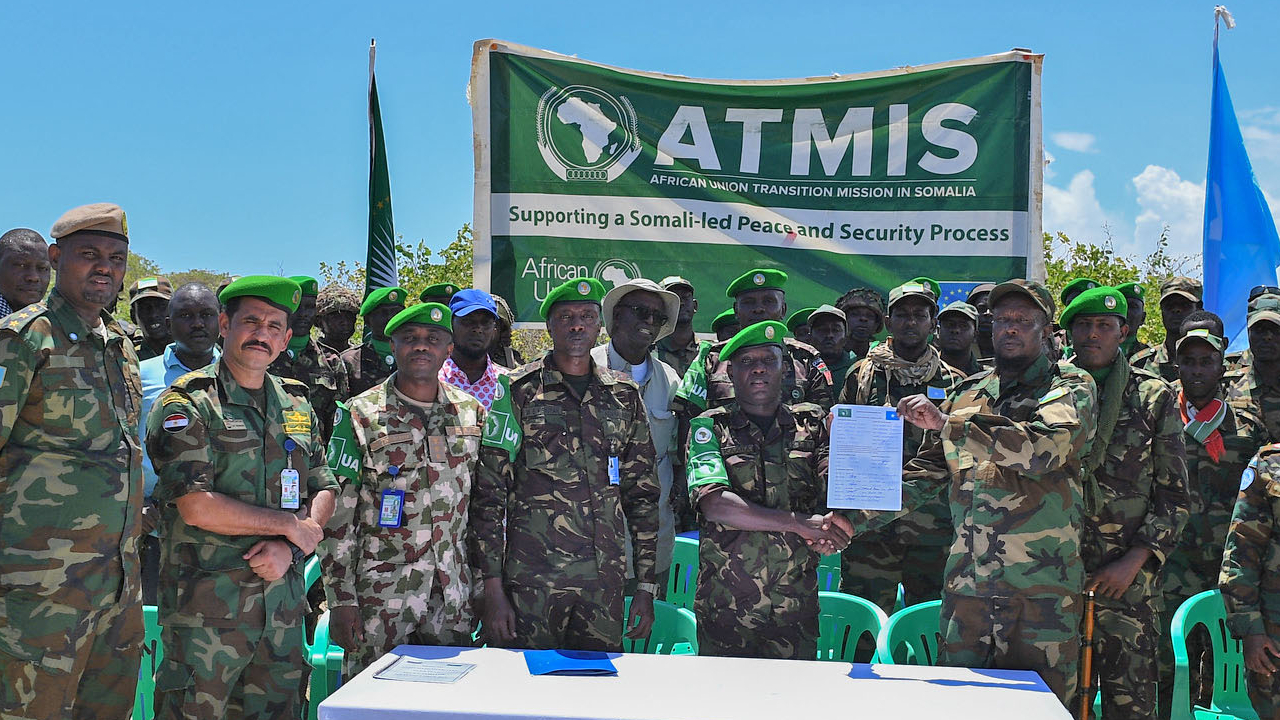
[827, 404, 904, 511]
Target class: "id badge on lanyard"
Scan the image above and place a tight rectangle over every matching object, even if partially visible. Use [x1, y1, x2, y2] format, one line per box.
[281, 438, 301, 510]
[379, 465, 405, 528]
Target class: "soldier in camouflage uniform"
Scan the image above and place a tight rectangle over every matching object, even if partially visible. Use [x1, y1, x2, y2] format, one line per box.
[0, 227, 51, 320]
[838, 282, 964, 613]
[1157, 327, 1266, 718]
[1226, 298, 1280, 443]
[687, 321, 849, 659]
[474, 277, 662, 651]
[269, 276, 348, 441]
[937, 301, 987, 377]
[839, 279, 1098, 705]
[0, 203, 144, 720]
[835, 287, 885, 361]
[315, 284, 361, 357]
[323, 303, 484, 677]
[1219, 445, 1280, 720]
[1115, 282, 1151, 359]
[1061, 286, 1190, 719]
[655, 275, 700, 377]
[147, 276, 338, 720]
[128, 275, 173, 361]
[1131, 277, 1203, 383]
[341, 286, 407, 397]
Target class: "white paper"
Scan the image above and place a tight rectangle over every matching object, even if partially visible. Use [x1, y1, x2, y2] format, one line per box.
[373, 656, 477, 684]
[827, 404, 904, 510]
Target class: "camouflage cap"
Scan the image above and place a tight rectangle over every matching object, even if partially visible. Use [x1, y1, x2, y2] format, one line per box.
[218, 275, 302, 314]
[1247, 295, 1280, 329]
[888, 281, 937, 311]
[289, 276, 319, 297]
[808, 304, 846, 325]
[1059, 277, 1100, 305]
[50, 202, 129, 243]
[1159, 276, 1203, 304]
[909, 276, 941, 301]
[1248, 291, 1280, 313]
[493, 294, 515, 326]
[1176, 327, 1225, 354]
[966, 282, 997, 303]
[419, 282, 460, 302]
[726, 268, 787, 298]
[386, 302, 452, 336]
[659, 275, 694, 292]
[1114, 281, 1145, 303]
[539, 277, 605, 320]
[837, 287, 886, 320]
[1060, 285, 1128, 329]
[939, 300, 979, 324]
[989, 279, 1056, 319]
[316, 285, 361, 315]
[786, 307, 817, 332]
[128, 276, 173, 304]
[721, 320, 787, 360]
[360, 286, 408, 316]
[710, 308, 738, 333]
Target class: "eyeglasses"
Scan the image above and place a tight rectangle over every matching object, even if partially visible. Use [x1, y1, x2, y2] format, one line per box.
[1249, 285, 1280, 301]
[619, 304, 669, 325]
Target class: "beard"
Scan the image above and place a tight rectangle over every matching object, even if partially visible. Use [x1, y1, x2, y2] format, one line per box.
[994, 352, 1037, 376]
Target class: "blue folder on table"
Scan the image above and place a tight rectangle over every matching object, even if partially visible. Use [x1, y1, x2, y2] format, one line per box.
[523, 650, 618, 676]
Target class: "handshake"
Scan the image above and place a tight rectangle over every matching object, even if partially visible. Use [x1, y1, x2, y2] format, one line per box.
[798, 511, 856, 554]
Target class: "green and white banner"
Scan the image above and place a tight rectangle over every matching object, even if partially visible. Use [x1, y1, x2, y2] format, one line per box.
[470, 40, 1043, 329]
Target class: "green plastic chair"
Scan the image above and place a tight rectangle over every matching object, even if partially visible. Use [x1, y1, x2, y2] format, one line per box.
[301, 557, 345, 720]
[1170, 589, 1259, 720]
[875, 599, 942, 665]
[816, 591, 889, 662]
[132, 605, 163, 720]
[816, 554, 841, 592]
[666, 536, 698, 610]
[623, 596, 698, 655]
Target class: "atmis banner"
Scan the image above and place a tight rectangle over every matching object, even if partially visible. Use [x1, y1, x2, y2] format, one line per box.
[470, 40, 1044, 329]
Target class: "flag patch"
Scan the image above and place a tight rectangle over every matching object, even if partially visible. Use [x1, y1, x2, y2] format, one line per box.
[163, 413, 190, 432]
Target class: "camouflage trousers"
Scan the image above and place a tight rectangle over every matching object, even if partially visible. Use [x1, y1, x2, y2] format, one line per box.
[343, 582, 476, 678]
[695, 588, 817, 660]
[839, 530, 947, 613]
[1081, 601, 1159, 720]
[1245, 622, 1280, 720]
[1157, 591, 1213, 720]
[0, 594, 142, 720]
[154, 623, 306, 720]
[504, 583, 623, 652]
[938, 592, 1083, 706]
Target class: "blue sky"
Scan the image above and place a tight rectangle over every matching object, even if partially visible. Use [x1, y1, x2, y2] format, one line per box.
[4, 1, 1277, 277]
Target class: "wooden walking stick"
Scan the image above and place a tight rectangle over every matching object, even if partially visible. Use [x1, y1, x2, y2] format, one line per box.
[1079, 590, 1097, 720]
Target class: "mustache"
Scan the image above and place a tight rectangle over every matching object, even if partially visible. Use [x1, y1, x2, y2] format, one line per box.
[241, 340, 271, 352]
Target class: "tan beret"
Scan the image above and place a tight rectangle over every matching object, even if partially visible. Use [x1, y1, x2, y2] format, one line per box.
[50, 203, 129, 243]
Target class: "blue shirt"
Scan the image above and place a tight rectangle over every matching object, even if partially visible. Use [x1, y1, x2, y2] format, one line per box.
[139, 343, 219, 501]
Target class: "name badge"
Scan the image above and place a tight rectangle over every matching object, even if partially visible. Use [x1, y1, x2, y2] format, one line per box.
[379, 489, 405, 528]
[927, 386, 946, 401]
[428, 435, 449, 463]
[280, 468, 300, 510]
[608, 456, 621, 486]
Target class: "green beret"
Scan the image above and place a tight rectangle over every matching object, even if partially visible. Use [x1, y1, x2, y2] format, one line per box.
[419, 282, 461, 302]
[539, 277, 605, 319]
[1060, 286, 1128, 329]
[786, 307, 817, 332]
[909, 276, 941, 301]
[721, 321, 787, 360]
[289, 275, 319, 297]
[218, 275, 303, 314]
[711, 309, 738, 333]
[1176, 328, 1225, 354]
[385, 302, 452, 337]
[727, 268, 787, 298]
[1114, 282, 1145, 303]
[1060, 277, 1101, 304]
[360, 286, 408, 316]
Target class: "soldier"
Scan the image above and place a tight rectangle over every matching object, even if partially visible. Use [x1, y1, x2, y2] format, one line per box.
[1157, 325, 1265, 718]
[786, 307, 816, 345]
[0, 203, 144, 720]
[1219, 446, 1280, 720]
[419, 282, 459, 307]
[1060, 286, 1190, 719]
[129, 276, 174, 361]
[712, 308, 740, 342]
[489, 294, 525, 370]
[438, 289, 505, 410]
[835, 287, 885, 360]
[911, 276, 942, 303]
[269, 276, 348, 441]
[1131, 277, 1203, 383]
[838, 281, 964, 613]
[0, 227, 50, 318]
[937, 300, 985, 376]
[146, 276, 338, 720]
[473, 277, 661, 651]
[1051, 278, 1100, 356]
[1226, 299, 1280, 443]
[342, 285, 407, 397]
[655, 276, 699, 377]
[323, 302, 484, 677]
[314, 284, 361, 356]
[837, 279, 1098, 704]
[808, 305, 855, 399]
[967, 282, 996, 359]
[592, 279, 682, 594]
[687, 321, 850, 659]
[1116, 282, 1150, 359]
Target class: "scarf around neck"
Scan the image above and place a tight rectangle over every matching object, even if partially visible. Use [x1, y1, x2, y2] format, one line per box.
[867, 339, 942, 387]
[1179, 392, 1226, 462]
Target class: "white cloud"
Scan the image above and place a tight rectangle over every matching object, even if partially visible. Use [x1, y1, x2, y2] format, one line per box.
[1043, 170, 1120, 245]
[1051, 131, 1098, 154]
[1130, 165, 1205, 257]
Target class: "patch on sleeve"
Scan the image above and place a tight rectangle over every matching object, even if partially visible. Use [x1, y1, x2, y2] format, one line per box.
[1241, 455, 1259, 491]
[283, 410, 311, 435]
[160, 393, 185, 406]
[162, 413, 190, 433]
[1038, 387, 1068, 405]
[0, 366, 6, 387]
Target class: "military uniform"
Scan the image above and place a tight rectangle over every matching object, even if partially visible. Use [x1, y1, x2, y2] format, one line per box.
[1130, 343, 1180, 384]
[269, 336, 349, 440]
[1219, 445, 1280, 719]
[0, 292, 145, 719]
[341, 342, 396, 399]
[1226, 364, 1280, 443]
[473, 354, 662, 651]
[656, 334, 699, 378]
[323, 378, 484, 677]
[686, 337, 831, 413]
[688, 402, 828, 659]
[848, 352, 1098, 704]
[146, 359, 338, 719]
[837, 341, 964, 612]
[825, 350, 857, 400]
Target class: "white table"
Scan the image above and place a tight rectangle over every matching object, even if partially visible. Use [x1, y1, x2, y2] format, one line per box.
[319, 645, 1072, 720]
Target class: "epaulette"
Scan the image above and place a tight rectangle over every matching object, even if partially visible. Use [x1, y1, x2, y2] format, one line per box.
[507, 359, 544, 387]
[169, 367, 215, 391]
[0, 303, 47, 335]
[1257, 443, 1280, 460]
[1128, 364, 1167, 386]
[279, 376, 310, 397]
[789, 401, 827, 420]
[784, 337, 819, 357]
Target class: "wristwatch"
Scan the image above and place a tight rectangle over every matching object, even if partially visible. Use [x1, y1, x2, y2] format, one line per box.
[636, 582, 661, 596]
[285, 541, 307, 567]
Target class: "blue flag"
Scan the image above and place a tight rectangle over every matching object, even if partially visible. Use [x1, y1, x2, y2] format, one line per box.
[1203, 20, 1280, 351]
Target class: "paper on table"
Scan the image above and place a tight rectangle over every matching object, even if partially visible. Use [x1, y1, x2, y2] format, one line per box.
[827, 404, 904, 510]
[373, 656, 476, 683]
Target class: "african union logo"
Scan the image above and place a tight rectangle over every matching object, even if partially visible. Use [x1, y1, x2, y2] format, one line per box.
[536, 85, 641, 183]
[593, 259, 641, 290]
